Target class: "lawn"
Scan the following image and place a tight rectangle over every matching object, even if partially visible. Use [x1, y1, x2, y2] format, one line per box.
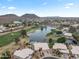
[0, 31, 20, 47]
[0, 26, 38, 47]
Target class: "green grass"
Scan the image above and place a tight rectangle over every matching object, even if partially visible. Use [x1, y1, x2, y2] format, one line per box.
[72, 32, 79, 41]
[46, 29, 62, 36]
[0, 31, 20, 47]
[0, 26, 38, 47]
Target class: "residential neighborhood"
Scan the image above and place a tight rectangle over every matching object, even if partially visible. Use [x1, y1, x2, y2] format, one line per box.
[0, 0, 79, 59]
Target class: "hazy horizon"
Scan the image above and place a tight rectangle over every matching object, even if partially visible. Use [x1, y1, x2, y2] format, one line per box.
[0, 0, 79, 17]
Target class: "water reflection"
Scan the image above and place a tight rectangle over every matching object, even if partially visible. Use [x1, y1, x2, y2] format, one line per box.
[28, 26, 52, 42]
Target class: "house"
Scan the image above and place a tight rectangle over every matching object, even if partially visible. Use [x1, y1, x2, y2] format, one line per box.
[63, 32, 72, 37]
[0, 25, 7, 32]
[32, 42, 49, 50]
[13, 48, 34, 59]
[13, 21, 22, 26]
[53, 43, 67, 50]
[71, 45, 79, 55]
[71, 24, 79, 28]
[62, 27, 69, 33]
[71, 24, 79, 32]
[60, 45, 79, 59]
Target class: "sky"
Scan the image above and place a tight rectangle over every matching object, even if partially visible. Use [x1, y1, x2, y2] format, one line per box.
[0, 0, 79, 17]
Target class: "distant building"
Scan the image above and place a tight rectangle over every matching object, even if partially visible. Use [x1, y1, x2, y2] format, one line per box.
[13, 21, 22, 26]
[0, 25, 7, 32]
[70, 24, 79, 32]
[62, 27, 69, 33]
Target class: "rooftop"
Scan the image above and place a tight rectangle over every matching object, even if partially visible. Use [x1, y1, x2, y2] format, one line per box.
[33, 42, 49, 50]
[53, 43, 67, 50]
[14, 48, 34, 59]
[63, 32, 72, 37]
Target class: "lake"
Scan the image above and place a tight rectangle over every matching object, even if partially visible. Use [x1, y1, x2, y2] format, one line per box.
[28, 26, 52, 42]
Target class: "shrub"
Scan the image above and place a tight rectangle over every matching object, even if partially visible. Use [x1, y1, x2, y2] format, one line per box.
[57, 37, 66, 43]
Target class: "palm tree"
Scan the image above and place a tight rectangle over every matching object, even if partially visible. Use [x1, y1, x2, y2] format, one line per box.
[1, 51, 11, 59]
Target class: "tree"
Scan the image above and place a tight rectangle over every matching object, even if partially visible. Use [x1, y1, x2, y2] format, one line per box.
[15, 37, 20, 44]
[22, 20, 27, 27]
[48, 38, 54, 48]
[49, 38, 53, 44]
[3, 23, 10, 28]
[21, 30, 27, 38]
[69, 26, 76, 33]
[51, 29, 56, 33]
[57, 37, 66, 43]
[41, 26, 43, 31]
[72, 34, 79, 41]
[56, 31, 62, 34]
[1, 51, 11, 59]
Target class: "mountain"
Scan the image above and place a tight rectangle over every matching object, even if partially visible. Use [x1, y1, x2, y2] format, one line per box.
[21, 14, 39, 19]
[0, 14, 40, 24]
[0, 13, 79, 24]
[0, 14, 19, 24]
[21, 14, 40, 22]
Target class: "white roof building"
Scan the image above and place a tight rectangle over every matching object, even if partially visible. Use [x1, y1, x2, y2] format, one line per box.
[53, 43, 67, 50]
[59, 45, 79, 55]
[53, 43, 69, 54]
[13, 21, 22, 24]
[71, 45, 79, 55]
[13, 48, 34, 59]
[62, 27, 69, 31]
[33, 42, 49, 50]
[59, 50, 69, 54]
[0, 25, 6, 32]
[0, 30, 3, 32]
[63, 32, 72, 37]
[71, 24, 79, 27]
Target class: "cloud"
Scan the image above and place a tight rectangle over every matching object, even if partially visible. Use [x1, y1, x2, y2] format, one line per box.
[65, 6, 70, 8]
[30, 10, 36, 13]
[31, 10, 34, 12]
[67, 3, 74, 6]
[8, 7, 16, 10]
[64, 3, 74, 8]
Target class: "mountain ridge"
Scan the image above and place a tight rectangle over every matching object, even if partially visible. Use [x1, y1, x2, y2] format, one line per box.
[0, 14, 79, 24]
[0, 14, 39, 24]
